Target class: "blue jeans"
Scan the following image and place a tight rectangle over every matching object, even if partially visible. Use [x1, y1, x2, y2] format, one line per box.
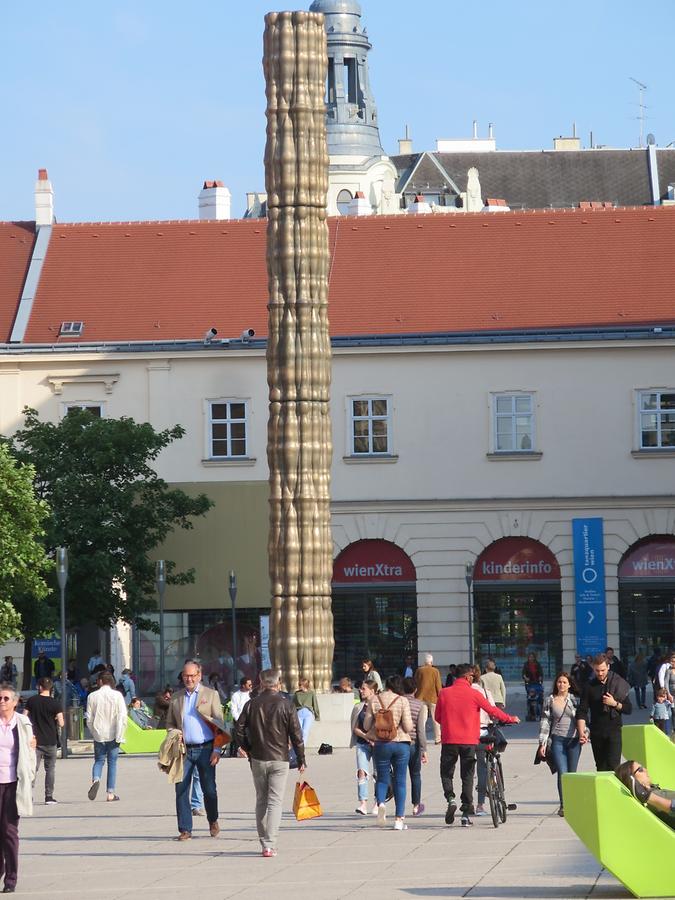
[92, 740, 120, 793]
[297, 708, 315, 745]
[408, 743, 422, 807]
[634, 685, 646, 707]
[191, 768, 203, 809]
[373, 741, 410, 817]
[550, 735, 581, 805]
[175, 743, 218, 833]
[355, 743, 373, 802]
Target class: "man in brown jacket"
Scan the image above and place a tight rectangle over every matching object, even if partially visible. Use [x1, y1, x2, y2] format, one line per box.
[415, 653, 442, 744]
[165, 659, 227, 841]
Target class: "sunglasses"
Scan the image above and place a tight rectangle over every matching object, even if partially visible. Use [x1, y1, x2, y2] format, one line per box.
[634, 766, 645, 774]
[0, 696, 14, 702]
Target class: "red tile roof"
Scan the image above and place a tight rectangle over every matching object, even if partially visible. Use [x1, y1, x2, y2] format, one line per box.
[10, 206, 675, 344]
[0, 223, 36, 341]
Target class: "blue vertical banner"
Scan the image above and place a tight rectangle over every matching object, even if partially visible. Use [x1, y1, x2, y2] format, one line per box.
[572, 518, 607, 656]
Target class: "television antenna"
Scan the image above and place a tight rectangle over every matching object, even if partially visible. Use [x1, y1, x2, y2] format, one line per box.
[629, 77, 648, 148]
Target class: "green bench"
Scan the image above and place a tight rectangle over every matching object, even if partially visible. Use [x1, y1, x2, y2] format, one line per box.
[622, 723, 675, 787]
[562, 772, 675, 898]
[120, 717, 166, 754]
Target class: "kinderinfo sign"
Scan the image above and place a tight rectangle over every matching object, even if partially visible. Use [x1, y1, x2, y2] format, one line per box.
[572, 518, 607, 656]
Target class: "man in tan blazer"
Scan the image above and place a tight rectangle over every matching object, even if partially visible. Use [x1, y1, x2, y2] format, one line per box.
[415, 653, 443, 744]
[165, 659, 227, 841]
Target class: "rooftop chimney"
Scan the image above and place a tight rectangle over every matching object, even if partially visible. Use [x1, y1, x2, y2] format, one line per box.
[408, 194, 432, 215]
[398, 124, 413, 155]
[347, 191, 372, 216]
[198, 180, 231, 220]
[35, 168, 54, 227]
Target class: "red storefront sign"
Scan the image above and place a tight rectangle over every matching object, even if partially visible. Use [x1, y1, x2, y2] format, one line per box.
[474, 537, 560, 582]
[332, 540, 416, 584]
[619, 537, 675, 579]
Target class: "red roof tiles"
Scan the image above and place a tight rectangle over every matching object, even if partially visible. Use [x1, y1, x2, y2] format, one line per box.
[7, 206, 675, 344]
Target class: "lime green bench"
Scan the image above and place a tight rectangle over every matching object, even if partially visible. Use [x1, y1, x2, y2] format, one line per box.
[562, 772, 675, 898]
[120, 717, 166, 754]
[622, 724, 675, 787]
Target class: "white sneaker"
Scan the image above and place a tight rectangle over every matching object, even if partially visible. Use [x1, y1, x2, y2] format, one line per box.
[475, 805, 486, 816]
[376, 804, 386, 827]
[371, 803, 379, 816]
[393, 818, 407, 831]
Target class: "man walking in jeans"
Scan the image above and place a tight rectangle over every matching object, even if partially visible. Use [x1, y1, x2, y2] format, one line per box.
[25, 678, 63, 804]
[85, 671, 128, 801]
[165, 659, 226, 841]
[435, 664, 519, 827]
[234, 669, 305, 857]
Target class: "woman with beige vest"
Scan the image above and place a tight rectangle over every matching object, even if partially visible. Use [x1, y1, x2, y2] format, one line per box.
[363, 674, 413, 831]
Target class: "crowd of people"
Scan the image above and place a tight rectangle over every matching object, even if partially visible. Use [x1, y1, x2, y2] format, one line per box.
[0, 642, 672, 893]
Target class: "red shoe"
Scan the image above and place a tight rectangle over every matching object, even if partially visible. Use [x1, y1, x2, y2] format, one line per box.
[262, 848, 277, 858]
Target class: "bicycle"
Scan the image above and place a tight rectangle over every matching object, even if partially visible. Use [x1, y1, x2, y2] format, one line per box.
[480, 723, 517, 828]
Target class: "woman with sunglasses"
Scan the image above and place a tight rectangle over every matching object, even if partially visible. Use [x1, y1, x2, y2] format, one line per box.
[615, 760, 675, 829]
[0, 683, 36, 893]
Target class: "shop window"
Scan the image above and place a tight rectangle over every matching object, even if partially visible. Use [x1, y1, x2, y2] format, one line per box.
[349, 396, 391, 455]
[638, 390, 675, 448]
[208, 399, 248, 459]
[492, 392, 535, 452]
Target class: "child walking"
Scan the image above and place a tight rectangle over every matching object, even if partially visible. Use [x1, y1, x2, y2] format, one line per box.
[650, 688, 673, 736]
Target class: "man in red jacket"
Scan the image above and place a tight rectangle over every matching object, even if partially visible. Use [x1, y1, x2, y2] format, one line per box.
[435, 664, 519, 826]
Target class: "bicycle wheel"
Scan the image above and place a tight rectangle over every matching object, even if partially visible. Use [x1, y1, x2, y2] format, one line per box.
[486, 758, 500, 828]
[495, 758, 507, 823]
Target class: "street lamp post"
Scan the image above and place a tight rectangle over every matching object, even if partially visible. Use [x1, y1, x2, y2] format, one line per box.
[155, 560, 166, 691]
[465, 561, 474, 663]
[56, 547, 68, 760]
[229, 571, 237, 685]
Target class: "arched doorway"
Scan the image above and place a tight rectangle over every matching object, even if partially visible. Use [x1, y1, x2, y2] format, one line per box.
[473, 537, 562, 680]
[332, 540, 417, 683]
[619, 536, 675, 660]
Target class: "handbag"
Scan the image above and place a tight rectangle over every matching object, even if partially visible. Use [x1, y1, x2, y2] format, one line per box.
[293, 781, 323, 821]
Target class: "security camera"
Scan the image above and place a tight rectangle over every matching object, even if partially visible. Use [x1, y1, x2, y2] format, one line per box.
[203, 327, 218, 343]
[240, 328, 255, 341]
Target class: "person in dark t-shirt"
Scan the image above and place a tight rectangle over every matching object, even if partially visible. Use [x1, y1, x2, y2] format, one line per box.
[25, 678, 64, 804]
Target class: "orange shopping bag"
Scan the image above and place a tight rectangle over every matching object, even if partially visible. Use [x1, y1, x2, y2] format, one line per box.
[293, 780, 322, 821]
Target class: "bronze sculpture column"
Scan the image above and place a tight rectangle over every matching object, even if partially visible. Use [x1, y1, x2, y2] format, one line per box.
[264, 11, 334, 692]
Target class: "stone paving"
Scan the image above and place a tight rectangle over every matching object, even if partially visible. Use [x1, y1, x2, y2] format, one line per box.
[15, 703, 663, 899]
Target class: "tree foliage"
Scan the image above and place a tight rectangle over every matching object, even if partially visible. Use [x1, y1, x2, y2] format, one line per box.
[0, 442, 51, 642]
[8, 408, 214, 631]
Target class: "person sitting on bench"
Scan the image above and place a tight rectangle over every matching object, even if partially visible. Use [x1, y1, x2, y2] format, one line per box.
[129, 697, 156, 730]
[615, 760, 675, 829]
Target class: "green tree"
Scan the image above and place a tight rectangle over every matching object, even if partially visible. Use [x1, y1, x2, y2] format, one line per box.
[8, 408, 214, 639]
[0, 443, 52, 681]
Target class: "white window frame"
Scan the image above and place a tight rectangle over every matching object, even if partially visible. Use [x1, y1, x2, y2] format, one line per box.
[206, 398, 249, 460]
[60, 401, 105, 419]
[490, 392, 536, 453]
[347, 395, 392, 456]
[636, 389, 675, 450]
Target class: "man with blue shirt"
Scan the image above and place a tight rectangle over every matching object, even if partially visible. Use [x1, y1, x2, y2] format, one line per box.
[165, 659, 226, 841]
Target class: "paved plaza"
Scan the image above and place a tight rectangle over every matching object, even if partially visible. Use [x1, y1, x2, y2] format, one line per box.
[16, 703, 662, 900]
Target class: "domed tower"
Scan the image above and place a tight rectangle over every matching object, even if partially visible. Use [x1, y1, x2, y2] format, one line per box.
[309, 0, 384, 158]
[309, 0, 399, 215]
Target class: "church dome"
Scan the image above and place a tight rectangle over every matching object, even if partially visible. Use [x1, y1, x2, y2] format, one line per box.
[309, 1, 362, 15]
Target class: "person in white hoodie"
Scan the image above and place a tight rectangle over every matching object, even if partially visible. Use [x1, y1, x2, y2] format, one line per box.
[85, 671, 128, 802]
[0, 681, 36, 894]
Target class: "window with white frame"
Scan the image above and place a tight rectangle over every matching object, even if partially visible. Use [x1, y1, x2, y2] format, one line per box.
[349, 396, 390, 455]
[62, 403, 103, 418]
[209, 400, 248, 458]
[492, 393, 534, 452]
[639, 390, 675, 448]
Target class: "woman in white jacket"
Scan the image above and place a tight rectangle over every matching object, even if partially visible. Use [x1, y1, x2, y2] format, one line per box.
[0, 682, 36, 893]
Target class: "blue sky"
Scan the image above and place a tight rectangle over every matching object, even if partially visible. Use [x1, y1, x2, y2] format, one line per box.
[1, 1, 672, 222]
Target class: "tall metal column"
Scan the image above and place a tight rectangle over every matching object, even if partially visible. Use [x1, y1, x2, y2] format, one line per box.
[263, 10, 334, 692]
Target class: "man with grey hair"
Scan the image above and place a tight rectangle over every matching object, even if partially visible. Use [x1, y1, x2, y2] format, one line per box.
[234, 669, 305, 858]
[415, 653, 442, 744]
[480, 659, 506, 709]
